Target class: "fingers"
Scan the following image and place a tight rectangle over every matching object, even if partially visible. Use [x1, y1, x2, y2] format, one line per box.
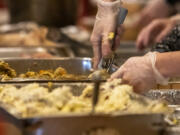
[113, 26, 123, 50]
[113, 35, 120, 50]
[102, 34, 113, 57]
[155, 25, 173, 42]
[136, 20, 163, 50]
[136, 28, 148, 51]
[91, 40, 101, 69]
[101, 19, 117, 57]
[90, 29, 102, 69]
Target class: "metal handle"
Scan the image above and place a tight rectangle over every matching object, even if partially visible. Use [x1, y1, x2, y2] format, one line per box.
[118, 7, 128, 25]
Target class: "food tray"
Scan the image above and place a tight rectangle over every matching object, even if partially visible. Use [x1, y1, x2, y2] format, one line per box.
[0, 83, 166, 135]
[145, 89, 180, 105]
[0, 46, 74, 58]
[1, 58, 92, 76]
[156, 82, 180, 90]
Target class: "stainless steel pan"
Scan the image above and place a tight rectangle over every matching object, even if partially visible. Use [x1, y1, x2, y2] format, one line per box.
[0, 83, 167, 135]
[0, 46, 74, 58]
[1, 58, 92, 75]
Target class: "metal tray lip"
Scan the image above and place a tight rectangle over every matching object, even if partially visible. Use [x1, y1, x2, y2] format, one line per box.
[0, 57, 92, 61]
[0, 45, 75, 58]
[0, 80, 105, 84]
[18, 112, 165, 121]
[169, 82, 180, 84]
[0, 103, 165, 121]
[0, 44, 69, 48]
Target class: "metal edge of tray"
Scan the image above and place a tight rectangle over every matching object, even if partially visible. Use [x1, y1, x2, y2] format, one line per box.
[0, 47, 48, 58]
[0, 57, 92, 75]
[0, 43, 75, 58]
[0, 104, 165, 135]
[145, 89, 180, 105]
[0, 82, 171, 135]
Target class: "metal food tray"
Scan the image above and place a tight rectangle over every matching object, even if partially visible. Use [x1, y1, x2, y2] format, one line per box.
[2, 58, 92, 75]
[0, 23, 75, 57]
[0, 58, 93, 83]
[0, 46, 74, 58]
[145, 89, 180, 105]
[156, 82, 180, 90]
[0, 83, 167, 135]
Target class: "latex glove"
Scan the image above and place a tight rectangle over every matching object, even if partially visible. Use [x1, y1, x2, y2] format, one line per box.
[134, 0, 173, 28]
[110, 52, 169, 93]
[90, 0, 123, 69]
[136, 15, 180, 50]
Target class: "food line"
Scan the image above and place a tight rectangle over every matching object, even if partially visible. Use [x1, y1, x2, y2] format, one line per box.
[0, 19, 178, 135]
[0, 0, 179, 135]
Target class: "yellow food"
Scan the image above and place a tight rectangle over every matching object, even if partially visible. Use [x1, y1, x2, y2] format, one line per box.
[0, 79, 170, 118]
[19, 68, 87, 80]
[0, 61, 16, 80]
[83, 128, 120, 135]
[0, 61, 87, 80]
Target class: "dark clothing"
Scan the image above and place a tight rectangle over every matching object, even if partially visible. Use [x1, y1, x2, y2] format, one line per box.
[166, 0, 179, 6]
[153, 25, 180, 52]
[152, 0, 180, 52]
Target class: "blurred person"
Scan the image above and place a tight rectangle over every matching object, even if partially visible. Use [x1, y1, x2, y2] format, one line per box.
[136, 14, 180, 50]
[135, 0, 177, 28]
[135, 0, 180, 50]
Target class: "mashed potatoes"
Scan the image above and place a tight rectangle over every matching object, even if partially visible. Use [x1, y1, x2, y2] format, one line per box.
[0, 79, 169, 118]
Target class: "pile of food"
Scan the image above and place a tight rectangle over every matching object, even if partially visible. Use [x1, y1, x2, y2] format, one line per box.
[19, 67, 87, 80]
[0, 26, 56, 46]
[0, 61, 17, 80]
[0, 79, 170, 118]
[0, 61, 110, 81]
[0, 61, 87, 80]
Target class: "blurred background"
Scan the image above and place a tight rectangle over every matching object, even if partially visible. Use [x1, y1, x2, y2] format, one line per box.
[0, 0, 148, 40]
[0, 0, 177, 60]
[0, 1, 180, 134]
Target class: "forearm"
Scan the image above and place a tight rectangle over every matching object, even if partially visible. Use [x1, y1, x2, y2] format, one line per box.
[170, 14, 180, 24]
[156, 51, 180, 78]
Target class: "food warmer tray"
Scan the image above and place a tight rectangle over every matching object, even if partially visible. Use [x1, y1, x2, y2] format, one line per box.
[0, 45, 74, 58]
[145, 90, 180, 105]
[0, 83, 168, 135]
[1, 58, 92, 75]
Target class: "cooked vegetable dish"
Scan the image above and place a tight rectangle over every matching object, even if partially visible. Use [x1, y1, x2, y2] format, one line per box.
[0, 79, 169, 118]
[0, 61, 87, 80]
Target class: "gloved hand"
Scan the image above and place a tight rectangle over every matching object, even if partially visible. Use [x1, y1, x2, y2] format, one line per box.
[136, 15, 180, 50]
[110, 52, 169, 93]
[90, 0, 123, 69]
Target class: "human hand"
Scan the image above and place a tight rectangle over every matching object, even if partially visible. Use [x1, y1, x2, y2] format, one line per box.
[136, 15, 180, 50]
[90, 0, 123, 69]
[110, 52, 169, 93]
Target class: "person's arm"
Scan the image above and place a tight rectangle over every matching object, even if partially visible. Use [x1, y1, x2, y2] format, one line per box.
[136, 14, 180, 50]
[134, 0, 173, 28]
[110, 51, 180, 93]
[156, 51, 180, 78]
